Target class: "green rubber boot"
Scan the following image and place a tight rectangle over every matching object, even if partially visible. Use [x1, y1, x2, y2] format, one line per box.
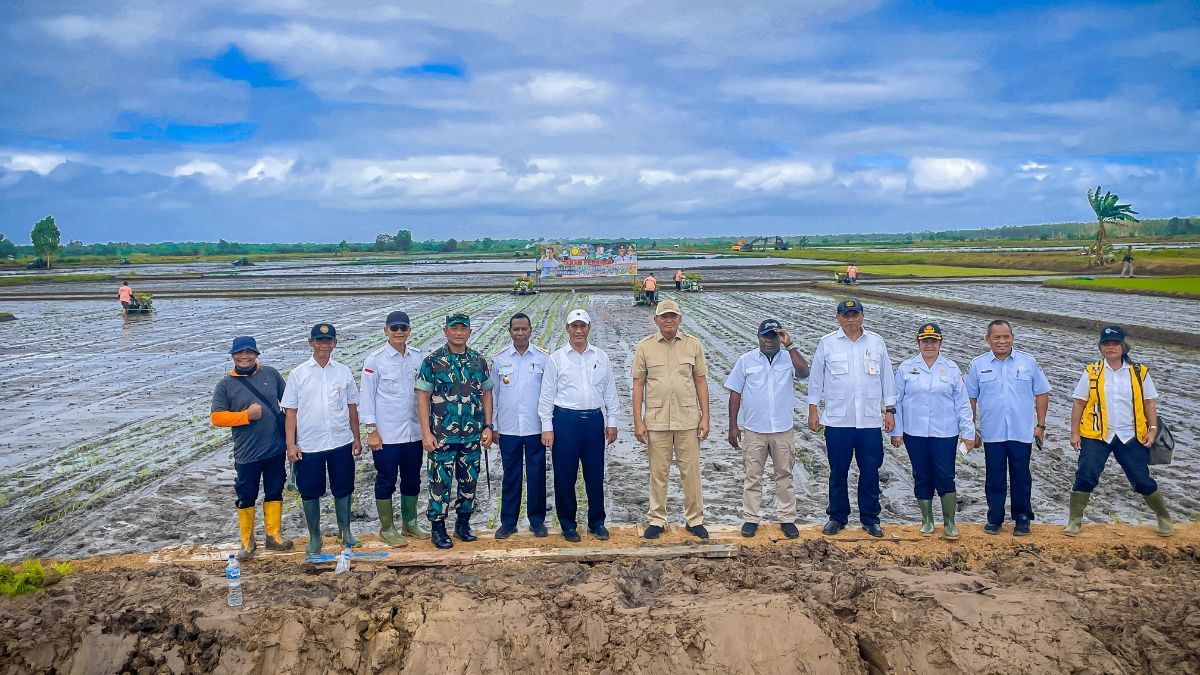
[302, 499, 323, 555]
[1143, 490, 1174, 537]
[401, 495, 429, 538]
[334, 496, 361, 548]
[917, 499, 935, 536]
[1063, 491, 1090, 537]
[375, 499, 408, 547]
[940, 493, 959, 541]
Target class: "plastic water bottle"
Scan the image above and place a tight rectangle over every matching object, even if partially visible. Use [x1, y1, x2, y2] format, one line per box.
[334, 547, 351, 575]
[226, 554, 243, 607]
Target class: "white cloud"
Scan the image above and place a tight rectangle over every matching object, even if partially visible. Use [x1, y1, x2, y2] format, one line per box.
[721, 61, 973, 109]
[520, 72, 611, 105]
[173, 161, 228, 178]
[215, 23, 401, 71]
[1020, 161, 1048, 171]
[734, 162, 833, 191]
[908, 157, 987, 193]
[533, 113, 604, 134]
[42, 10, 172, 51]
[514, 172, 555, 191]
[638, 167, 738, 186]
[4, 153, 67, 175]
[241, 157, 294, 182]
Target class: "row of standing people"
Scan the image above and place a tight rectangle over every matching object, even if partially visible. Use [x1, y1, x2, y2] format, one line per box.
[211, 298, 1175, 559]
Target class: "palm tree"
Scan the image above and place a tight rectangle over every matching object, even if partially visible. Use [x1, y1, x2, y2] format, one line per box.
[1086, 186, 1138, 267]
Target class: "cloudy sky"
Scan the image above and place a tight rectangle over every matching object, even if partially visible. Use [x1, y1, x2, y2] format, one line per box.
[1, 0, 1197, 243]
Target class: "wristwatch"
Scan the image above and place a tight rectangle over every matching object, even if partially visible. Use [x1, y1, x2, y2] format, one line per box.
[884, 406, 896, 414]
[783, 342, 796, 350]
[482, 423, 494, 431]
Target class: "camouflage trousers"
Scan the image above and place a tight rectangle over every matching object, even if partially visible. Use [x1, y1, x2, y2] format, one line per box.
[427, 442, 481, 522]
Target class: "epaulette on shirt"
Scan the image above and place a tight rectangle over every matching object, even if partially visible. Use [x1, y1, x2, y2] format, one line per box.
[535, 345, 549, 354]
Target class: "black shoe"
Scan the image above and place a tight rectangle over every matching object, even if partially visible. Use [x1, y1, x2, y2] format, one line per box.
[740, 522, 758, 538]
[862, 523, 884, 538]
[530, 523, 548, 538]
[588, 525, 609, 540]
[984, 523, 1002, 535]
[1013, 520, 1031, 537]
[780, 522, 800, 539]
[454, 516, 477, 542]
[821, 520, 845, 536]
[643, 524, 664, 540]
[494, 524, 517, 540]
[431, 521, 453, 549]
[562, 528, 581, 543]
[685, 524, 710, 540]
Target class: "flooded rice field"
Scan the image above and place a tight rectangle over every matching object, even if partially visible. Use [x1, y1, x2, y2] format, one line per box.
[883, 282, 1200, 334]
[1, 287, 1197, 561]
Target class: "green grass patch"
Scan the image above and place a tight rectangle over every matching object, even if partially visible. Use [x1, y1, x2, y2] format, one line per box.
[0, 559, 70, 597]
[811, 263, 1049, 278]
[0, 272, 112, 287]
[0, 312, 13, 322]
[1043, 276, 1200, 299]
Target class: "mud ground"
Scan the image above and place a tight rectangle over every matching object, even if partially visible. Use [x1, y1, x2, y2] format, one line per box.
[2, 525, 1198, 674]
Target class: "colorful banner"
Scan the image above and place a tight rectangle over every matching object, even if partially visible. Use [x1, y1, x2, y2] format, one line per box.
[538, 243, 637, 278]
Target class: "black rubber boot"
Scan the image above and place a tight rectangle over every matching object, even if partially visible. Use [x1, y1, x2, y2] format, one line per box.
[431, 520, 453, 549]
[454, 514, 477, 542]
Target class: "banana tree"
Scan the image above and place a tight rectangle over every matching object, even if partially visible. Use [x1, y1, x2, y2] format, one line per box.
[1086, 186, 1138, 267]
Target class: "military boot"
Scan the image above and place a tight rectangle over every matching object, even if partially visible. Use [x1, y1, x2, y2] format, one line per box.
[1143, 490, 1174, 537]
[940, 492, 959, 541]
[334, 496, 361, 548]
[236, 507, 257, 561]
[431, 520, 453, 549]
[263, 500, 293, 550]
[375, 499, 408, 547]
[455, 514, 477, 542]
[917, 499, 935, 536]
[1063, 491, 1090, 537]
[401, 495, 429, 538]
[302, 499, 323, 555]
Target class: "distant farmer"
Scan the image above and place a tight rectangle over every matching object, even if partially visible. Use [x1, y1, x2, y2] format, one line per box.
[725, 319, 810, 539]
[807, 299, 896, 538]
[1120, 246, 1134, 278]
[283, 323, 362, 554]
[360, 310, 426, 548]
[643, 273, 657, 306]
[846, 264, 858, 284]
[674, 268, 684, 291]
[491, 313, 551, 539]
[416, 313, 494, 549]
[210, 335, 293, 560]
[890, 322, 975, 541]
[633, 299, 711, 540]
[965, 320, 1050, 537]
[118, 281, 133, 309]
[538, 308, 620, 542]
[1065, 326, 1172, 537]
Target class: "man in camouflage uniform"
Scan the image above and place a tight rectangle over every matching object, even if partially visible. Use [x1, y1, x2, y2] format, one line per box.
[416, 312, 495, 549]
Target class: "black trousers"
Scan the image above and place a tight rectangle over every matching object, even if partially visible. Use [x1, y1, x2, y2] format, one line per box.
[499, 434, 547, 528]
[372, 440, 423, 499]
[552, 407, 606, 531]
[295, 443, 355, 500]
[234, 453, 286, 508]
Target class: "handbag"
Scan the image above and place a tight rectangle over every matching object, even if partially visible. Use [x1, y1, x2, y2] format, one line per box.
[1148, 418, 1174, 465]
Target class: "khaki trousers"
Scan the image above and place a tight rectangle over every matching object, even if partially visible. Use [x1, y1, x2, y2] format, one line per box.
[742, 430, 796, 523]
[646, 429, 704, 527]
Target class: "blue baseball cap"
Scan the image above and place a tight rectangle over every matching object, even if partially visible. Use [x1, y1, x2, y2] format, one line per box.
[310, 323, 336, 339]
[837, 299, 863, 315]
[230, 336, 259, 354]
[1100, 326, 1126, 342]
[759, 319, 782, 336]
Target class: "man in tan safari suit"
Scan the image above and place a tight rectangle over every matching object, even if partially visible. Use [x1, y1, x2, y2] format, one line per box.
[632, 299, 711, 540]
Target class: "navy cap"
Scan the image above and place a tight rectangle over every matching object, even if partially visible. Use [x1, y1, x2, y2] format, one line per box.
[386, 311, 410, 329]
[446, 313, 470, 327]
[759, 319, 782, 336]
[230, 336, 259, 354]
[1100, 325, 1126, 342]
[310, 323, 336, 339]
[917, 322, 943, 340]
[837, 299, 864, 315]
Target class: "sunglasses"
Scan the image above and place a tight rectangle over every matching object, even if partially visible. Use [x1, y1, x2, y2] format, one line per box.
[388, 325, 411, 332]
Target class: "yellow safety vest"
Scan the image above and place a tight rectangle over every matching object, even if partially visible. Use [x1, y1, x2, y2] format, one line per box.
[1079, 361, 1148, 441]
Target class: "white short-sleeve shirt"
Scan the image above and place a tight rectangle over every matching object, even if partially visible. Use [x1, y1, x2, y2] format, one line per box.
[282, 357, 359, 453]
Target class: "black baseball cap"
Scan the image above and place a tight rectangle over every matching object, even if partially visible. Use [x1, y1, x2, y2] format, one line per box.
[310, 323, 336, 339]
[837, 299, 863, 315]
[917, 323, 943, 340]
[386, 311, 410, 329]
[446, 313, 470, 327]
[759, 319, 782, 336]
[1100, 325, 1126, 342]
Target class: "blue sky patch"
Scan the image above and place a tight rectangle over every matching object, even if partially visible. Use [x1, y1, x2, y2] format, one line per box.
[208, 45, 296, 88]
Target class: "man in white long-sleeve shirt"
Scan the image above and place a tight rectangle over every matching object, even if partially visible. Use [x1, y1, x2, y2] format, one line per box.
[538, 308, 620, 542]
[806, 299, 897, 538]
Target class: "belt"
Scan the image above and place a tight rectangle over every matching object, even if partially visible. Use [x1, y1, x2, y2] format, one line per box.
[553, 406, 602, 417]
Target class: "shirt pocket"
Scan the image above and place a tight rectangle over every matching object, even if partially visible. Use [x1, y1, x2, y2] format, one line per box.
[379, 370, 404, 395]
[864, 355, 882, 376]
[828, 357, 850, 377]
[978, 371, 1000, 393]
[676, 355, 696, 378]
[645, 358, 667, 380]
[497, 364, 515, 385]
[745, 364, 766, 387]
[328, 383, 348, 411]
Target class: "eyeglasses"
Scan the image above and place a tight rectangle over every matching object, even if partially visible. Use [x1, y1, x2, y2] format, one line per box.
[388, 325, 411, 332]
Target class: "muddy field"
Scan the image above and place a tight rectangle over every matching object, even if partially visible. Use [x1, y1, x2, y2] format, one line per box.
[1, 285, 1198, 562]
[2, 526, 1199, 674]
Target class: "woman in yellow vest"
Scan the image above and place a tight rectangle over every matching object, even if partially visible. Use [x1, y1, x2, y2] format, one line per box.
[1066, 326, 1172, 536]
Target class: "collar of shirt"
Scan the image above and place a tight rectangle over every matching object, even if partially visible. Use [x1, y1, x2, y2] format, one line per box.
[384, 342, 416, 359]
[1104, 360, 1129, 374]
[656, 332, 682, 344]
[836, 328, 866, 342]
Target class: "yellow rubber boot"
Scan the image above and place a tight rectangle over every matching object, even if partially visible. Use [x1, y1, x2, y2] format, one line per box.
[236, 507, 257, 561]
[263, 501, 294, 550]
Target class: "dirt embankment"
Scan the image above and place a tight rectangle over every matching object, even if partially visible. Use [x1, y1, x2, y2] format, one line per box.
[3, 525, 1199, 675]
